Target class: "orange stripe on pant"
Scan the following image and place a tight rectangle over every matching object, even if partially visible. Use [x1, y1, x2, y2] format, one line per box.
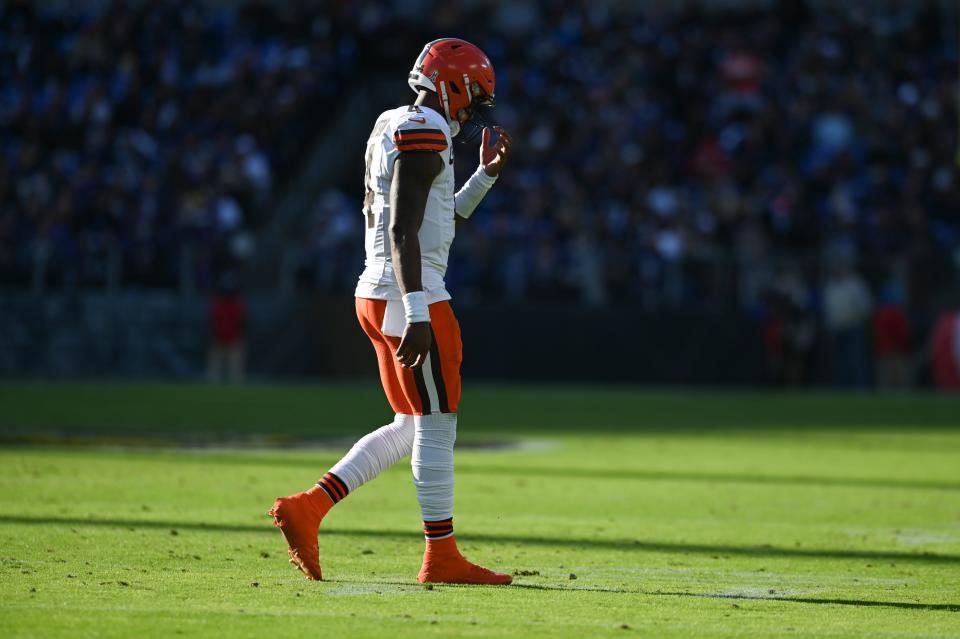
[355, 298, 462, 416]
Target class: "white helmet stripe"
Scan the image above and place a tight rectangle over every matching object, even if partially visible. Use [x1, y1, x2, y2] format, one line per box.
[439, 81, 452, 121]
[413, 39, 442, 72]
[409, 38, 449, 95]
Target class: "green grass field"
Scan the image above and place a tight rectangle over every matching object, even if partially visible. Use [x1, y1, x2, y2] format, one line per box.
[1, 382, 959, 638]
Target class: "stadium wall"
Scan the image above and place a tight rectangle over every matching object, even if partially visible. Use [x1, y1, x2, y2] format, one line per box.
[0, 293, 767, 384]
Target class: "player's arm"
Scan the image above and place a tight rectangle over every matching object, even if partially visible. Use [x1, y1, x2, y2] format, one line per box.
[390, 151, 443, 369]
[455, 126, 513, 225]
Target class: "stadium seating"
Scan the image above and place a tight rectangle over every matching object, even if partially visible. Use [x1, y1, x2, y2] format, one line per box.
[0, 1, 342, 289]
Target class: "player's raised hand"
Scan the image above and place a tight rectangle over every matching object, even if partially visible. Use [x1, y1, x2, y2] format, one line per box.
[396, 322, 432, 369]
[480, 126, 513, 177]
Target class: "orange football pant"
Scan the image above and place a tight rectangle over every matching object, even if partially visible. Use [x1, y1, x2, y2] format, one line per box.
[356, 298, 462, 416]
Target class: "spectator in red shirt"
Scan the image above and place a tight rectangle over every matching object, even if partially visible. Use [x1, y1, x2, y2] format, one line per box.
[872, 283, 911, 389]
[931, 311, 960, 392]
[207, 274, 247, 384]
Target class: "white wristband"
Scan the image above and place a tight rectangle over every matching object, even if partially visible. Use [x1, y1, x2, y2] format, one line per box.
[402, 291, 430, 324]
[454, 167, 498, 220]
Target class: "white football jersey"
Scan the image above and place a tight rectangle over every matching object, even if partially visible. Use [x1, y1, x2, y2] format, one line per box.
[355, 105, 455, 304]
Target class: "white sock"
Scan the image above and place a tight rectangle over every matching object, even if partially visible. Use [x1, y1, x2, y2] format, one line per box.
[411, 412, 457, 521]
[327, 413, 415, 492]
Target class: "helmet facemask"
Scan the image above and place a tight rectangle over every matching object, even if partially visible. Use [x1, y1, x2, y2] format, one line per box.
[455, 96, 495, 145]
[448, 78, 495, 143]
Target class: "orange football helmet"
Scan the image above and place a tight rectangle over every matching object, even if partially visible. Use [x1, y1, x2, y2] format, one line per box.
[408, 38, 495, 129]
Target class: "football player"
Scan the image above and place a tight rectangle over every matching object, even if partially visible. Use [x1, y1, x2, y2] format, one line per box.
[270, 38, 513, 585]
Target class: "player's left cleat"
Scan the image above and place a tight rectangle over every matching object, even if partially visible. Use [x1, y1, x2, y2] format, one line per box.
[268, 487, 333, 581]
[417, 536, 513, 585]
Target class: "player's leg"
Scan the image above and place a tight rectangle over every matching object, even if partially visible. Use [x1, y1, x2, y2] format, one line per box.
[269, 298, 416, 580]
[323, 299, 418, 496]
[389, 301, 511, 584]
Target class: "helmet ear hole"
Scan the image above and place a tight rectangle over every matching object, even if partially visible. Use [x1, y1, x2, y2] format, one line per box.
[448, 82, 461, 95]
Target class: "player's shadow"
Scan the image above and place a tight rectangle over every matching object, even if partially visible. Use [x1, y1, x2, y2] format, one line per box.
[456, 464, 960, 491]
[2, 514, 960, 565]
[513, 584, 960, 612]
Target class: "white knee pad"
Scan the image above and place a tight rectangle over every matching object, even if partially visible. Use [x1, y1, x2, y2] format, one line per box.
[411, 412, 457, 521]
[328, 413, 415, 491]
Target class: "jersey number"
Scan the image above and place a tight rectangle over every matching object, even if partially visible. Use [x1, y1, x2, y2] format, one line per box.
[363, 118, 390, 228]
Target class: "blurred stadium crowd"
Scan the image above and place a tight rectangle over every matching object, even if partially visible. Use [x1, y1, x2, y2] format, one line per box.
[1, 0, 337, 288]
[1, 1, 959, 387]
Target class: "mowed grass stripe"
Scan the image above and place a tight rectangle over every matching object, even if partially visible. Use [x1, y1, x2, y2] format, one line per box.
[4, 445, 958, 491]
[2, 382, 958, 435]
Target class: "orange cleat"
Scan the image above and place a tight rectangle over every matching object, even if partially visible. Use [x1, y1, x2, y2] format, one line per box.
[417, 536, 512, 585]
[268, 487, 333, 581]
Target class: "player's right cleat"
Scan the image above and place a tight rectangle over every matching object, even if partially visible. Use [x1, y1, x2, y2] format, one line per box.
[417, 536, 513, 585]
[268, 487, 333, 581]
